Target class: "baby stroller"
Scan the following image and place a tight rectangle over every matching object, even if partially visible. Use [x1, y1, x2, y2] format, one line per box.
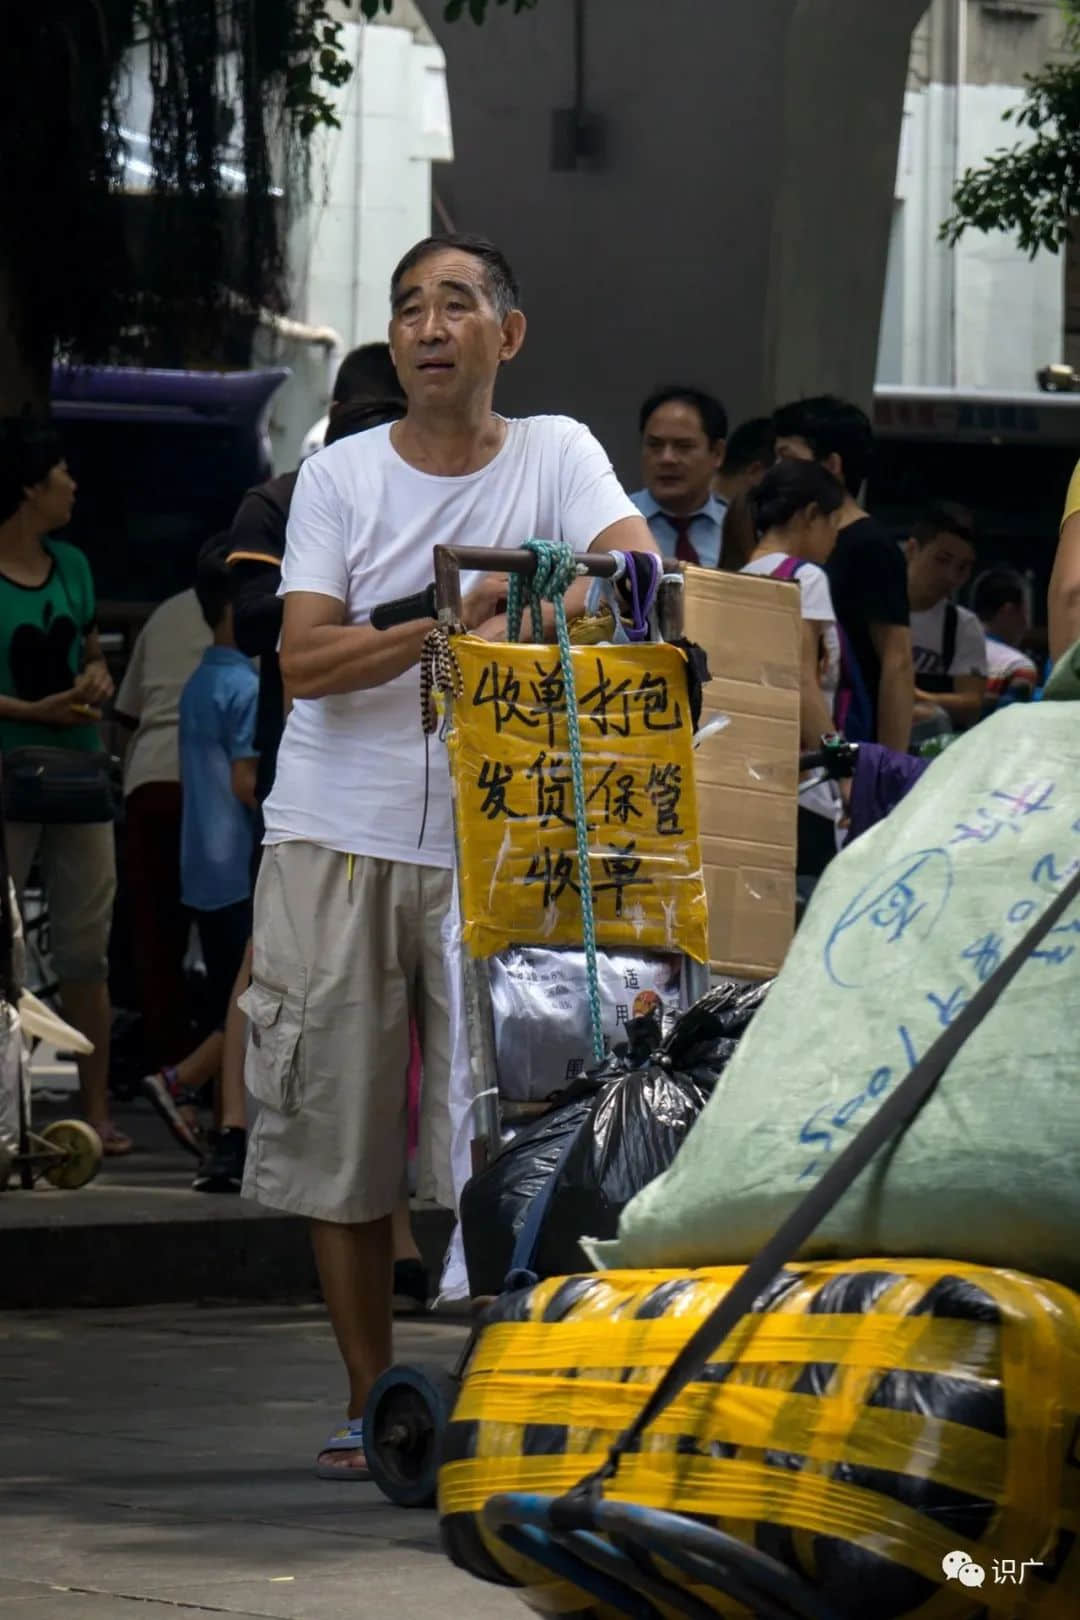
[0, 805, 102, 1193]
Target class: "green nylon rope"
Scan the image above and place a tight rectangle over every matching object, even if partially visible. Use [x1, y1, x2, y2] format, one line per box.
[506, 540, 605, 1063]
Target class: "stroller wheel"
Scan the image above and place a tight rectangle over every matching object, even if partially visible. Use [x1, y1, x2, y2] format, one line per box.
[39, 1119, 103, 1189]
[363, 1361, 458, 1509]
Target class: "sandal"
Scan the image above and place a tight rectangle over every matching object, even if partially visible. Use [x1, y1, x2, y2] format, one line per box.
[315, 1417, 372, 1481]
[96, 1122, 135, 1157]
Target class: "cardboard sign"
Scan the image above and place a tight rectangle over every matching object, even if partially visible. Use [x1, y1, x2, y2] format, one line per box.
[683, 568, 801, 979]
[448, 635, 708, 962]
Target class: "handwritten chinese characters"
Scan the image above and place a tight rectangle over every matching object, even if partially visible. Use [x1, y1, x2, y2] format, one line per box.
[824, 849, 954, 990]
[801, 774, 1080, 1178]
[448, 637, 708, 961]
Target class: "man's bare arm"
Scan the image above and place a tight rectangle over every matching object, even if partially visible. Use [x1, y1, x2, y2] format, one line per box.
[280, 575, 510, 699]
[231, 757, 258, 809]
[588, 514, 661, 559]
[1050, 511, 1080, 663]
[561, 513, 663, 619]
[280, 592, 432, 699]
[870, 621, 915, 753]
[915, 675, 986, 730]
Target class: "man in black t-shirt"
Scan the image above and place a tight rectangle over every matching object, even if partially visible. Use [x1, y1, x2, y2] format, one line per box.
[227, 344, 406, 804]
[773, 396, 914, 751]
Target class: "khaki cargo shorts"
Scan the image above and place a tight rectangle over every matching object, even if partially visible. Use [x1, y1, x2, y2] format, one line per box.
[241, 842, 454, 1225]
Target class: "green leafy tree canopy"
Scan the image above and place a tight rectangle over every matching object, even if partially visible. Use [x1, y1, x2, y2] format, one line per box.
[0, 0, 539, 409]
[942, 0, 1080, 256]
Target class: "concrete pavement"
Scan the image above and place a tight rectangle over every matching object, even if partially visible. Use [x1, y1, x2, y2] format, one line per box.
[0, 1097, 453, 1309]
[0, 1303, 519, 1618]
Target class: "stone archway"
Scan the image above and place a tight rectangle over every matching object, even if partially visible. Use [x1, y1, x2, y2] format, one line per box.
[424, 0, 928, 476]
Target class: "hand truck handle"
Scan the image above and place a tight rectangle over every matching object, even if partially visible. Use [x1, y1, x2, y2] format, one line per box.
[370, 584, 438, 631]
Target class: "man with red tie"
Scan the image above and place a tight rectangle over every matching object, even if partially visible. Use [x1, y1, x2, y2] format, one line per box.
[631, 385, 729, 569]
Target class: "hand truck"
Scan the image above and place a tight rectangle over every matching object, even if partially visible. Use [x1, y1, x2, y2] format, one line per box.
[360, 544, 710, 1507]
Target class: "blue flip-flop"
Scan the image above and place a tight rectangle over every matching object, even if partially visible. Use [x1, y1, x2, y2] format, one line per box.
[315, 1417, 372, 1481]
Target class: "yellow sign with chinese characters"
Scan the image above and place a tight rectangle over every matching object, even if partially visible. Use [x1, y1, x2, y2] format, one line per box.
[447, 635, 709, 962]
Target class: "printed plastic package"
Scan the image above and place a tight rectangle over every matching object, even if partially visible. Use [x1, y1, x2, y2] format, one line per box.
[461, 980, 768, 1295]
[489, 945, 682, 1101]
[440, 1259, 1080, 1619]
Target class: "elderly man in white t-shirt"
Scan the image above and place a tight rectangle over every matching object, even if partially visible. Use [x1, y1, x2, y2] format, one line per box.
[244, 232, 659, 1478]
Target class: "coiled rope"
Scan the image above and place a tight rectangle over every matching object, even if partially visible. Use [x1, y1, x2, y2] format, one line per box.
[507, 540, 604, 1063]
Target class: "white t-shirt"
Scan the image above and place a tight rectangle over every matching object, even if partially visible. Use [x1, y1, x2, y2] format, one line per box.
[742, 552, 841, 822]
[910, 599, 988, 679]
[263, 415, 640, 866]
[115, 588, 211, 796]
[985, 635, 1038, 705]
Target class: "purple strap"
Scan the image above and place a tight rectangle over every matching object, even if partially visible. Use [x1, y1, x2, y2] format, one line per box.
[620, 552, 663, 642]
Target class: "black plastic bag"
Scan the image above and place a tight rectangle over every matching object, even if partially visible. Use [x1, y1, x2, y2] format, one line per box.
[461, 978, 771, 1297]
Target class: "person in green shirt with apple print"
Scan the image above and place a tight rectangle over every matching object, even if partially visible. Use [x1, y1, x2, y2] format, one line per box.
[0, 415, 132, 1155]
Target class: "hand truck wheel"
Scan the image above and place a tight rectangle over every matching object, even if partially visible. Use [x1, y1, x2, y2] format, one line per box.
[363, 1361, 459, 1509]
[38, 1119, 103, 1189]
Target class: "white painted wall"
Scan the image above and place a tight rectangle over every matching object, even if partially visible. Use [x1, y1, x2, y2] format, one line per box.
[878, 82, 1063, 390]
[264, 22, 453, 467]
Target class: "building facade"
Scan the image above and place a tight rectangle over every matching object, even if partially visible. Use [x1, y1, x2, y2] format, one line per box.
[261, 0, 453, 464]
[878, 0, 1069, 391]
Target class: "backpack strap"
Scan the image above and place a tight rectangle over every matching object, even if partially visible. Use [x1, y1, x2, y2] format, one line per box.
[769, 556, 806, 583]
[943, 602, 958, 674]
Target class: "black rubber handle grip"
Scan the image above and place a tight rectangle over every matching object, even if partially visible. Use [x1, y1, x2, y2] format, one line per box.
[370, 584, 438, 631]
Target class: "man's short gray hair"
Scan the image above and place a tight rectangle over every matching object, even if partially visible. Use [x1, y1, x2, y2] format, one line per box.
[390, 233, 521, 320]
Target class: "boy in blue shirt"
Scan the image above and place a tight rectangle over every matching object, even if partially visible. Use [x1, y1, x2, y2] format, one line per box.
[141, 539, 257, 1187]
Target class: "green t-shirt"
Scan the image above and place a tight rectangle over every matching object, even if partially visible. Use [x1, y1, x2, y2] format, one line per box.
[0, 540, 101, 752]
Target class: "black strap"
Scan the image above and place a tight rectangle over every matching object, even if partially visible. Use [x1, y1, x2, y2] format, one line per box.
[0, 781, 18, 1006]
[559, 861, 1080, 1507]
[943, 601, 958, 675]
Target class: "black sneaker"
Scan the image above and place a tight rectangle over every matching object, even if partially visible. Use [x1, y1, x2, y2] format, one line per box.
[393, 1258, 430, 1314]
[192, 1127, 247, 1193]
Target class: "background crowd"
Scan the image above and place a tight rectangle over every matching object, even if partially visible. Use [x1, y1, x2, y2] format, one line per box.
[0, 302, 1052, 1230]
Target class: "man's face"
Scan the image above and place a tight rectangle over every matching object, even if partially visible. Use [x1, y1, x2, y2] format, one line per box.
[641, 401, 723, 513]
[388, 249, 522, 409]
[907, 532, 976, 604]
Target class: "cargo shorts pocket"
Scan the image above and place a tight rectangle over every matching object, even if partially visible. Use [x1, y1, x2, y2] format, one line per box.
[239, 974, 304, 1115]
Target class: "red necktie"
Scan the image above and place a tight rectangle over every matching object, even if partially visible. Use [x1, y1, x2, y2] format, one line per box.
[669, 514, 700, 566]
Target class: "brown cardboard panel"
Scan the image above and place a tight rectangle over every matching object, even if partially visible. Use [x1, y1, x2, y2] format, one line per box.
[683, 566, 800, 979]
[694, 704, 800, 798]
[683, 567, 801, 691]
[699, 679, 800, 724]
[703, 852, 795, 980]
[697, 772, 797, 850]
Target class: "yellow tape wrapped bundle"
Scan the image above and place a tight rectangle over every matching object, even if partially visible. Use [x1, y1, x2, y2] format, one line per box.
[439, 1261, 1080, 1618]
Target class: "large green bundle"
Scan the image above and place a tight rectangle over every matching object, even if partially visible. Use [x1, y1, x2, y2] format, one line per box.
[590, 704, 1080, 1284]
